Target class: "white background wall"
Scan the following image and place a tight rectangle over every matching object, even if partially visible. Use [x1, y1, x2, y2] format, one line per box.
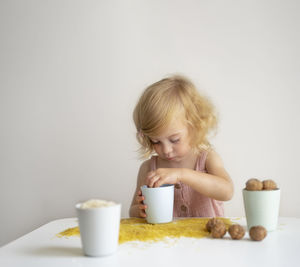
[1, 0, 299, 246]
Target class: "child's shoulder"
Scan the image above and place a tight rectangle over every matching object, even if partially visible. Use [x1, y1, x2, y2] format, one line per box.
[138, 158, 152, 175]
[205, 149, 225, 168]
[136, 158, 152, 186]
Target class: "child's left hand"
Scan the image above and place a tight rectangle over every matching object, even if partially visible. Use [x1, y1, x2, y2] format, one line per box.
[146, 168, 182, 188]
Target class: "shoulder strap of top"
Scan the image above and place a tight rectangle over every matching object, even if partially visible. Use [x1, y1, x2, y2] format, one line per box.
[150, 156, 157, 171]
[196, 150, 209, 171]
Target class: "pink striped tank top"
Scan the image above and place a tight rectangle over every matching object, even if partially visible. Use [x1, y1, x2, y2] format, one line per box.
[150, 151, 224, 217]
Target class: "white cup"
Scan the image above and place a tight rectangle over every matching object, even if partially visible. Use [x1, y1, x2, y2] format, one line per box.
[141, 184, 174, 224]
[243, 189, 280, 231]
[76, 202, 121, 257]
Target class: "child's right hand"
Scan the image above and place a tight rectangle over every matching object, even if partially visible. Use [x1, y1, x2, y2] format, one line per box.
[136, 190, 147, 218]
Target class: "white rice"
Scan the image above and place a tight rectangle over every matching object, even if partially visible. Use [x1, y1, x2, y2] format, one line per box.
[80, 199, 116, 209]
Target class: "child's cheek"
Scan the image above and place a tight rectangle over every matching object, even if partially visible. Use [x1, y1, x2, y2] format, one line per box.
[152, 146, 159, 154]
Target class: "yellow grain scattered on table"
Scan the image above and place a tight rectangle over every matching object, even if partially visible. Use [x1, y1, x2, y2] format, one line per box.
[57, 217, 232, 244]
[57, 226, 80, 238]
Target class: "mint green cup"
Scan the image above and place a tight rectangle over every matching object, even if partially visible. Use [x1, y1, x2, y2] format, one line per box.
[243, 189, 280, 231]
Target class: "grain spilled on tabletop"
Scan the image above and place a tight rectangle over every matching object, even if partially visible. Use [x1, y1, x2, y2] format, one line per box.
[57, 217, 232, 244]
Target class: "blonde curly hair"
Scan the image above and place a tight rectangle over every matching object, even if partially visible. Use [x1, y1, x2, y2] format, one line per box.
[133, 75, 218, 159]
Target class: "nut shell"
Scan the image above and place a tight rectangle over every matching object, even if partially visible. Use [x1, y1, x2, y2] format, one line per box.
[246, 178, 263, 191]
[211, 220, 227, 238]
[249, 226, 267, 241]
[206, 218, 223, 232]
[262, 179, 277, 190]
[228, 224, 245, 240]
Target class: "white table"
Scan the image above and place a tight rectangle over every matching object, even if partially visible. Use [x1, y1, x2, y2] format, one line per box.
[0, 217, 299, 267]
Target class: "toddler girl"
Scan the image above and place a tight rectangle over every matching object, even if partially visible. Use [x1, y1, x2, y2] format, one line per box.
[129, 75, 233, 218]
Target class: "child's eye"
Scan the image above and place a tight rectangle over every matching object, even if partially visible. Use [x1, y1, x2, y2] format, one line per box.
[151, 140, 160, 145]
[170, 139, 180, 144]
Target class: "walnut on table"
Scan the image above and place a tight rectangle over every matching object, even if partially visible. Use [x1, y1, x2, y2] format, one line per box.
[206, 218, 224, 232]
[249, 226, 267, 241]
[211, 221, 227, 238]
[206, 217, 268, 241]
[228, 224, 245, 240]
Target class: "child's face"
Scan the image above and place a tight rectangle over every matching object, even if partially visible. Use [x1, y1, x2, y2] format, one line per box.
[149, 118, 192, 162]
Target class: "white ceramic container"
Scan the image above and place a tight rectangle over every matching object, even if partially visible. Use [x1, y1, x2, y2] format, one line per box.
[76, 202, 121, 257]
[141, 184, 174, 224]
[243, 189, 280, 231]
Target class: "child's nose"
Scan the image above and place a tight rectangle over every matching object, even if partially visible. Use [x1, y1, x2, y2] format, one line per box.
[162, 143, 172, 154]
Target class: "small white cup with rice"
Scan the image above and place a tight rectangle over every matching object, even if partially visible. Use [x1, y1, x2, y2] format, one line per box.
[76, 199, 121, 257]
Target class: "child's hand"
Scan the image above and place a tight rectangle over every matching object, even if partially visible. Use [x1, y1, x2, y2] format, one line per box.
[146, 168, 181, 188]
[135, 190, 147, 218]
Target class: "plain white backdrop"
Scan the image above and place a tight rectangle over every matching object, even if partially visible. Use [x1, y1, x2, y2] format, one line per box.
[1, 0, 299, 246]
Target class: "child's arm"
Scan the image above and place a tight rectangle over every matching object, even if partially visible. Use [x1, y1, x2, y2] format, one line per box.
[129, 160, 150, 217]
[183, 150, 233, 201]
[146, 150, 233, 201]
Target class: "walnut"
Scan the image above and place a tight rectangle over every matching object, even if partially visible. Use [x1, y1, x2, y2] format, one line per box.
[206, 218, 224, 232]
[249, 226, 267, 241]
[245, 178, 263, 191]
[211, 220, 227, 238]
[262, 179, 277, 190]
[228, 224, 245, 240]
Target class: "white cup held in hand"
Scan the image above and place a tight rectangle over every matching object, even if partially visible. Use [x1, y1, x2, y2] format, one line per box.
[141, 184, 174, 224]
